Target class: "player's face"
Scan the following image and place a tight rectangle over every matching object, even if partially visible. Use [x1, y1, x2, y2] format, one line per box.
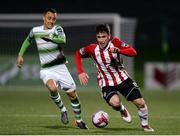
[96, 32, 110, 49]
[43, 11, 57, 29]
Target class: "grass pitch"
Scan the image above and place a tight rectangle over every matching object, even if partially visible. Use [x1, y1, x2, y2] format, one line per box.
[0, 86, 180, 135]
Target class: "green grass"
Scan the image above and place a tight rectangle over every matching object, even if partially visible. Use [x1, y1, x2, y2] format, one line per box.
[0, 86, 180, 135]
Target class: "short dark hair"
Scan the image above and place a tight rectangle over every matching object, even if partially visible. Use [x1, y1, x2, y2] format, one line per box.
[43, 8, 57, 15]
[95, 24, 111, 35]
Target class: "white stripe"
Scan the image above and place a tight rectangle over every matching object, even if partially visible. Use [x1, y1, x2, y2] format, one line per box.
[116, 68, 128, 84]
[92, 58, 104, 88]
[73, 109, 81, 112]
[110, 43, 129, 84]
[94, 46, 106, 86]
[40, 51, 59, 65]
[31, 25, 64, 66]
[121, 70, 128, 79]
[71, 103, 80, 107]
[37, 42, 58, 50]
[109, 48, 122, 84]
[94, 42, 129, 87]
[110, 43, 122, 84]
[103, 50, 114, 86]
[95, 45, 116, 86]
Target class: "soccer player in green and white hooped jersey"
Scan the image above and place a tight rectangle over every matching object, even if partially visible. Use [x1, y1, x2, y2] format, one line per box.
[16, 8, 88, 129]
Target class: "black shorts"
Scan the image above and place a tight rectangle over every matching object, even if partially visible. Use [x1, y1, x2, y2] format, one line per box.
[101, 78, 142, 103]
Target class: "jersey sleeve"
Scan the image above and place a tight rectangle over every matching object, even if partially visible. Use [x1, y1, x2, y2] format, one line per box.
[111, 37, 137, 57]
[51, 25, 66, 44]
[75, 44, 94, 74]
[18, 29, 33, 56]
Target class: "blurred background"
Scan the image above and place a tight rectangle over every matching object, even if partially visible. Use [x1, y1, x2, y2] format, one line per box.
[0, 0, 180, 90]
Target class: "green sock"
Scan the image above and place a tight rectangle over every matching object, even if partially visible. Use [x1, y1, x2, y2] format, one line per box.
[50, 93, 67, 112]
[71, 98, 82, 120]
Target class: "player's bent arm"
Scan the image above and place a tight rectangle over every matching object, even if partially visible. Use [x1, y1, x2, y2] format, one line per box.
[41, 35, 66, 45]
[111, 37, 137, 57]
[51, 35, 66, 44]
[119, 47, 137, 57]
[109, 47, 120, 53]
[109, 46, 137, 57]
[52, 25, 66, 44]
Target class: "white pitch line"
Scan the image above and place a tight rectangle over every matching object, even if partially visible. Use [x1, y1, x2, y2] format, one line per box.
[0, 114, 58, 118]
[0, 114, 180, 119]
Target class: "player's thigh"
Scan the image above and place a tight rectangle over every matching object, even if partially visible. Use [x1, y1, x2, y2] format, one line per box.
[109, 94, 121, 107]
[40, 68, 56, 85]
[40, 69, 58, 92]
[55, 65, 76, 92]
[102, 86, 119, 104]
[118, 78, 142, 101]
[46, 79, 58, 92]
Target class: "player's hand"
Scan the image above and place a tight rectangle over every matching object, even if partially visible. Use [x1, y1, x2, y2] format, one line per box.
[17, 55, 24, 68]
[78, 72, 89, 86]
[109, 47, 120, 53]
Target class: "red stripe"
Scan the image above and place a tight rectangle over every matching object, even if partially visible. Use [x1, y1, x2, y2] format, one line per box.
[118, 70, 124, 81]
[100, 50, 115, 86]
[92, 53, 109, 86]
[101, 49, 119, 86]
[108, 51, 118, 86]
[109, 51, 124, 82]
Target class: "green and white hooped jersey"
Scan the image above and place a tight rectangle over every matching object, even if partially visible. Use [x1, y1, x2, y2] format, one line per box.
[29, 25, 66, 67]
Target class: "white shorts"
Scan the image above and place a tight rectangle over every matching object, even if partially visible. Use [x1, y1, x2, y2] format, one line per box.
[40, 64, 76, 92]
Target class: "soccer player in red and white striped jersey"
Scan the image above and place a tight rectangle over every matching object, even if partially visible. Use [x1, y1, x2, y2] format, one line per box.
[75, 24, 154, 132]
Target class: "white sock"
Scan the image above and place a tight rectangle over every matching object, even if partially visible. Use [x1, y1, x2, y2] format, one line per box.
[61, 106, 67, 112]
[138, 104, 148, 126]
[120, 104, 125, 111]
[76, 119, 83, 122]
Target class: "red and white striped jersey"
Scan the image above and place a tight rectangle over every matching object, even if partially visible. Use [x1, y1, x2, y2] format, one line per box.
[75, 37, 137, 88]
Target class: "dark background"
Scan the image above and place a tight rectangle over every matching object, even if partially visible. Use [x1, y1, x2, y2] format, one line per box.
[1, 0, 180, 49]
[1, 0, 180, 62]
